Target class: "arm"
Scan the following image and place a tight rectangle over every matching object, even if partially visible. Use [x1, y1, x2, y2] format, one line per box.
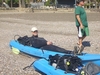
[76, 15, 84, 29]
[47, 41, 53, 45]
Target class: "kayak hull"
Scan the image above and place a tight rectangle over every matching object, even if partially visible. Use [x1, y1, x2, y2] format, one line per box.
[9, 40, 100, 61]
[33, 59, 100, 75]
[9, 40, 65, 58]
[9, 40, 100, 75]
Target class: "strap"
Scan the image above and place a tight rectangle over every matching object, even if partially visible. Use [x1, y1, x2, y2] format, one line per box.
[23, 61, 34, 70]
[23, 58, 49, 71]
[14, 35, 21, 41]
[55, 55, 61, 70]
[40, 47, 44, 54]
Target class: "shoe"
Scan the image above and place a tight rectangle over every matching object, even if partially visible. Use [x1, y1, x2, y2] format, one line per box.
[78, 45, 84, 54]
[80, 45, 84, 54]
[73, 46, 78, 56]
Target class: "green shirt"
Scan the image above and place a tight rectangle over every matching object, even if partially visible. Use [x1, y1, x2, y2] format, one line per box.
[75, 6, 88, 27]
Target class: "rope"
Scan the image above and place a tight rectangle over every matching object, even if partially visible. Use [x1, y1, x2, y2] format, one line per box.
[14, 35, 21, 41]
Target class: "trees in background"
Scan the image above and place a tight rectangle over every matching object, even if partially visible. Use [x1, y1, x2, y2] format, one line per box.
[84, 0, 100, 8]
[0, 0, 25, 7]
[0, 0, 100, 8]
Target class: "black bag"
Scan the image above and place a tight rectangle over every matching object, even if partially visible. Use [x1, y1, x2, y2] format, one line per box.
[49, 54, 83, 73]
[17, 35, 31, 46]
[79, 62, 100, 75]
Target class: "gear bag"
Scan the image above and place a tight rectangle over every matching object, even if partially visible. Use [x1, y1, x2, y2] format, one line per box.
[49, 54, 83, 73]
[14, 35, 31, 46]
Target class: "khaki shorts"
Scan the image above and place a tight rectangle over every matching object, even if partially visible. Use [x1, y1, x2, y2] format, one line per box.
[77, 26, 89, 37]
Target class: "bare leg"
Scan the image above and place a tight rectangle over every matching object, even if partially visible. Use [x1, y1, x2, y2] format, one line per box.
[82, 36, 86, 41]
[79, 37, 83, 47]
[78, 36, 86, 46]
[77, 36, 86, 54]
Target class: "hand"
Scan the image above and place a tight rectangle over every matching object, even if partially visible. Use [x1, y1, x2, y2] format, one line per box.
[47, 41, 53, 45]
[80, 24, 84, 29]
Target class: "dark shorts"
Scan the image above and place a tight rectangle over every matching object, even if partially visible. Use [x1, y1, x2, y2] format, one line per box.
[77, 26, 89, 37]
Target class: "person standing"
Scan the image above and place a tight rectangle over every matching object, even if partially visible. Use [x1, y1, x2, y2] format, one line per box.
[75, 0, 89, 54]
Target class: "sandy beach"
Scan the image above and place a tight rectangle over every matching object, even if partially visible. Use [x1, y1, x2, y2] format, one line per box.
[0, 11, 100, 75]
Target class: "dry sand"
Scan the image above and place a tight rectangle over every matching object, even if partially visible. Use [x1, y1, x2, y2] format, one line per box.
[0, 12, 100, 75]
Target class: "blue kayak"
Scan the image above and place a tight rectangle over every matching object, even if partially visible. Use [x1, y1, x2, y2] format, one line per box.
[33, 58, 100, 75]
[10, 40, 100, 75]
[9, 40, 100, 61]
